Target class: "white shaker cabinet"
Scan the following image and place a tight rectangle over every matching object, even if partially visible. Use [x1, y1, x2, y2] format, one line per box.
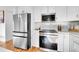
[70, 33, 79, 52]
[41, 6, 55, 14]
[59, 32, 79, 52]
[32, 30, 39, 47]
[32, 22, 41, 47]
[55, 6, 67, 21]
[63, 33, 70, 52]
[34, 6, 56, 22]
[40, 7, 48, 14]
[55, 6, 79, 21]
[67, 6, 79, 21]
[33, 7, 42, 22]
[58, 32, 70, 52]
[16, 6, 33, 14]
[58, 33, 64, 52]
[48, 6, 55, 14]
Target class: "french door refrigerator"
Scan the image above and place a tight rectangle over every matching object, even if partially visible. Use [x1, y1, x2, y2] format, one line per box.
[13, 13, 31, 49]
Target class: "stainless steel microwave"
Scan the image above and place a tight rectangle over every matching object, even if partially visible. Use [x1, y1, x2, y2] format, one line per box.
[42, 14, 55, 21]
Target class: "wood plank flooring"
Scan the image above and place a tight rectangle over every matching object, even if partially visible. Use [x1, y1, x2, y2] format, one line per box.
[0, 40, 43, 52]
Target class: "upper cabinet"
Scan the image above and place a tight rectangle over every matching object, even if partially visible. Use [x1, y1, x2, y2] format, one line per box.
[40, 7, 48, 14]
[48, 6, 55, 14]
[33, 6, 56, 22]
[67, 6, 79, 21]
[15, 6, 33, 14]
[41, 6, 55, 14]
[55, 6, 67, 22]
[33, 6, 79, 22]
[33, 7, 42, 22]
[55, 6, 79, 21]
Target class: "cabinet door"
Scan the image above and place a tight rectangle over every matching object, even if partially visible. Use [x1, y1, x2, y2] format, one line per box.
[58, 33, 70, 52]
[63, 33, 70, 52]
[48, 6, 55, 14]
[58, 33, 64, 52]
[32, 30, 39, 47]
[34, 6, 56, 22]
[16, 6, 33, 14]
[41, 6, 55, 14]
[41, 6, 48, 14]
[33, 7, 42, 22]
[70, 34, 79, 52]
[67, 6, 79, 21]
[55, 6, 67, 21]
[69, 34, 74, 52]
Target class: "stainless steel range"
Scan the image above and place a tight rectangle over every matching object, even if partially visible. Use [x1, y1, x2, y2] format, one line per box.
[39, 30, 58, 51]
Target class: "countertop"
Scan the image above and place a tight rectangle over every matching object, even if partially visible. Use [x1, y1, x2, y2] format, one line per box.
[36, 29, 79, 35]
[58, 29, 79, 32]
[69, 29, 79, 32]
[58, 31, 79, 37]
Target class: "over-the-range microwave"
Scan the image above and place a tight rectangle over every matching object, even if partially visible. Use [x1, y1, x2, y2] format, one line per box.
[42, 13, 55, 22]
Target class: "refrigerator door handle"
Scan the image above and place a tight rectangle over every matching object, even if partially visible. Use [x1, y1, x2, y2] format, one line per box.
[13, 31, 27, 33]
[13, 35, 27, 38]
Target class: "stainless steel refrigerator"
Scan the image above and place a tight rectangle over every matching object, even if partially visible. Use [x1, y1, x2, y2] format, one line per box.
[13, 13, 31, 49]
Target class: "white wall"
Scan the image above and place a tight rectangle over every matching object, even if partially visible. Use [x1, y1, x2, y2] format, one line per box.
[0, 7, 7, 42]
[0, 6, 17, 42]
[5, 7, 16, 41]
[0, 23, 5, 42]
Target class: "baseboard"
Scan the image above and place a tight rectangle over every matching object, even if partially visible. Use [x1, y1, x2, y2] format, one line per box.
[6, 39, 12, 42]
[0, 47, 13, 52]
[0, 38, 12, 43]
[0, 39, 6, 43]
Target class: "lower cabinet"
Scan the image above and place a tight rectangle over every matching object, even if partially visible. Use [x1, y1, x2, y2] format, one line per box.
[58, 32, 79, 52]
[58, 32, 72, 52]
[33, 32, 79, 52]
[63, 33, 70, 52]
[32, 30, 39, 48]
[58, 33, 64, 52]
[70, 33, 79, 52]
[58, 32, 70, 52]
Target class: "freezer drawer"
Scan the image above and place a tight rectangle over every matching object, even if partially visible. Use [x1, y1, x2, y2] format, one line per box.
[13, 36, 27, 49]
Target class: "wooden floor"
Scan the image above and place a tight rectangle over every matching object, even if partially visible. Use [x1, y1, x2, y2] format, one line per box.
[0, 40, 43, 52]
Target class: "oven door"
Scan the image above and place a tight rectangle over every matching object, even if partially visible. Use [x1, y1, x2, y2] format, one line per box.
[39, 36, 57, 50]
